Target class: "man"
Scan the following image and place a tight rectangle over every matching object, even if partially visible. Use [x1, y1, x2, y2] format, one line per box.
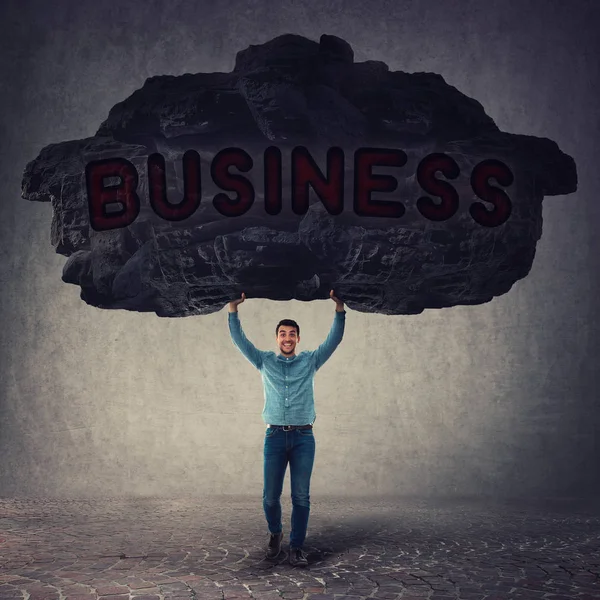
[228, 290, 346, 567]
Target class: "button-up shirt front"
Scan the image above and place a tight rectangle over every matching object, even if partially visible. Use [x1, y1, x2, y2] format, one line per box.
[228, 311, 346, 425]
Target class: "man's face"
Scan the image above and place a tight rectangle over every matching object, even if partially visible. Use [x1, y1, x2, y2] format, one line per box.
[277, 326, 299, 356]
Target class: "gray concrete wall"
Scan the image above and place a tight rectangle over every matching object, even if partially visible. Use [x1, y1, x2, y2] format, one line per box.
[1, 0, 599, 499]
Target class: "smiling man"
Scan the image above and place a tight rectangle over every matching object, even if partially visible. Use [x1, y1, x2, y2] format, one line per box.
[228, 290, 346, 567]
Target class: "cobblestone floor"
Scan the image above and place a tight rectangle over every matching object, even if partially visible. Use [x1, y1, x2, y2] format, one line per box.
[0, 496, 598, 600]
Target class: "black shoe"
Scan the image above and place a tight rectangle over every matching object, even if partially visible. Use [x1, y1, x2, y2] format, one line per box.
[266, 531, 283, 559]
[289, 546, 308, 567]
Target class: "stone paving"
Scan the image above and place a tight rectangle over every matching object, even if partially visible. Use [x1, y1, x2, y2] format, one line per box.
[0, 496, 599, 600]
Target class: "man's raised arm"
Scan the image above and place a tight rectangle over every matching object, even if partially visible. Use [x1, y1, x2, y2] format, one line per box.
[228, 292, 264, 370]
[313, 290, 346, 371]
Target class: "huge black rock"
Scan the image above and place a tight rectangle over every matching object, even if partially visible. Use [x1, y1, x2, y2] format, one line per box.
[21, 34, 577, 316]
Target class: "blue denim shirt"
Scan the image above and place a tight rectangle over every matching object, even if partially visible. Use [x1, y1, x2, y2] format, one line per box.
[228, 310, 346, 425]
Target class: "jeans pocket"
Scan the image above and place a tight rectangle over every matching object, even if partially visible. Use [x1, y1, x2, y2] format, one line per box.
[298, 428, 314, 436]
[265, 427, 277, 437]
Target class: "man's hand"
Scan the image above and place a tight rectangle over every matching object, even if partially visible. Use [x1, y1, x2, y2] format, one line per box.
[330, 289, 344, 312]
[229, 292, 246, 313]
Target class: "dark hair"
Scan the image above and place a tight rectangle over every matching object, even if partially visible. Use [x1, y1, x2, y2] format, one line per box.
[276, 319, 300, 337]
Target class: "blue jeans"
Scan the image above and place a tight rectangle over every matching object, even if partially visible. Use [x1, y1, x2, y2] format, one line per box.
[263, 426, 316, 549]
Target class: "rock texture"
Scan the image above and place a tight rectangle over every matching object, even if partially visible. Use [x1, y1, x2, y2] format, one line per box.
[21, 34, 577, 316]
